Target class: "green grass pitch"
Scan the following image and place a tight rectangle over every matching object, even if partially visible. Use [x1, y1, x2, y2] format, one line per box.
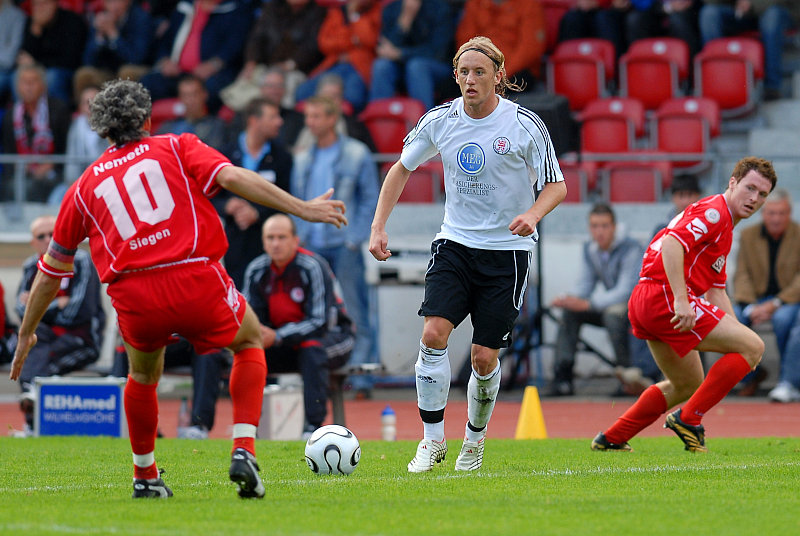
[1, 436, 799, 535]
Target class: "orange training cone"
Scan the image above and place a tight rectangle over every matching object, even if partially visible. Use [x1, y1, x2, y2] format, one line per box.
[515, 386, 548, 439]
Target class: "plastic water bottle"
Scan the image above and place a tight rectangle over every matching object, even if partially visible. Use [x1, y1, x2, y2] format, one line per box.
[381, 405, 396, 441]
[178, 396, 191, 430]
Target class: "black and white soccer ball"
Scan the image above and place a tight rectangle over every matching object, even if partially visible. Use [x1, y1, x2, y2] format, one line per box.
[304, 425, 361, 475]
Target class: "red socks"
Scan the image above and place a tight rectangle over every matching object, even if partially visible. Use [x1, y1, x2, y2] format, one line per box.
[681, 352, 751, 425]
[605, 385, 668, 445]
[229, 347, 267, 455]
[124, 376, 160, 479]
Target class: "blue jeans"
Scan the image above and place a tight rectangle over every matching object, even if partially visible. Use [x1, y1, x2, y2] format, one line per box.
[699, 5, 795, 91]
[295, 63, 368, 113]
[369, 56, 452, 111]
[734, 299, 800, 386]
[313, 244, 377, 391]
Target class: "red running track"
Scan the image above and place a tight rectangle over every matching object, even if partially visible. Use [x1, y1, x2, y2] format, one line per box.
[4, 396, 798, 440]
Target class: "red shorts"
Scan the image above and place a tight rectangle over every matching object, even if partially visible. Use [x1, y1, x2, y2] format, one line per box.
[108, 261, 246, 353]
[628, 279, 726, 357]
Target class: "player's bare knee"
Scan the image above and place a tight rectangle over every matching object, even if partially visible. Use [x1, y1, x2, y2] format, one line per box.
[743, 336, 765, 368]
[470, 347, 496, 376]
[421, 326, 449, 350]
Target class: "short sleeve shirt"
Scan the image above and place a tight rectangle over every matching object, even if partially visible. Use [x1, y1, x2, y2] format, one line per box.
[42, 133, 232, 283]
[400, 96, 564, 251]
[640, 194, 733, 296]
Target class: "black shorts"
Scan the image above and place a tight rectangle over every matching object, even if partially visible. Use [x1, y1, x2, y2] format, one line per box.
[418, 239, 531, 349]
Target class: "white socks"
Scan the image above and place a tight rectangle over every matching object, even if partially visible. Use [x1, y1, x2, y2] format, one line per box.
[466, 361, 501, 439]
[415, 340, 451, 412]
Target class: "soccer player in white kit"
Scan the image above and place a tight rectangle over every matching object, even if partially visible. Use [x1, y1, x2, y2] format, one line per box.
[369, 36, 567, 472]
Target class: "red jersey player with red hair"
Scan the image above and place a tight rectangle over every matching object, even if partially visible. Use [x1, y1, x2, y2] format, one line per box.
[9, 79, 347, 499]
[592, 156, 777, 453]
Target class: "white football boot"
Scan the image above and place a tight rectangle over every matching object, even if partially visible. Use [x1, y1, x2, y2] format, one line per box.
[407, 439, 447, 473]
[455, 436, 485, 471]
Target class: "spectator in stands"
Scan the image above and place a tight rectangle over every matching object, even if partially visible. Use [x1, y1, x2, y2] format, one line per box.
[16, 0, 87, 102]
[112, 336, 230, 439]
[699, 1, 799, 100]
[293, 73, 376, 154]
[294, 0, 382, 113]
[651, 173, 703, 236]
[15, 215, 106, 435]
[1, 64, 71, 203]
[548, 203, 648, 397]
[559, 1, 701, 58]
[369, 0, 455, 111]
[74, 0, 154, 98]
[456, 0, 545, 88]
[157, 74, 227, 150]
[291, 95, 379, 399]
[243, 213, 355, 436]
[733, 188, 800, 401]
[259, 67, 306, 148]
[0, 279, 17, 365]
[0, 0, 25, 107]
[139, 0, 251, 112]
[56, 85, 108, 205]
[239, 0, 327, 108]
[215, 97, 293, 289]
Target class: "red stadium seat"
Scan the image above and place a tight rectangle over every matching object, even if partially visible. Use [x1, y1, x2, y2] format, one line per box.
[694, 37, 764, 118]
[547, 38, 616, 111]
[149, 98, 185, 134]
[382, 160, 444, 203]
[619, 38, 690, 111]
[579, 98, 646, 155]
[603, 158, 673, 202]
[541, 0, 577, 53]
[359, 97, 426, 155]
[558, 159, 598, 202]
[653, 97, 720, 172]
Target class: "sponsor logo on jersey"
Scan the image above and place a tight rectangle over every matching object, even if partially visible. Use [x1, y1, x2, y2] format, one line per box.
[711, 254, 726, 273]
[290, 287, 304, 303]
[493, 137, 511, 155]
[686, 217, 708, 240]
[705, 208, 720, 224]
[457, 143, 485, 175]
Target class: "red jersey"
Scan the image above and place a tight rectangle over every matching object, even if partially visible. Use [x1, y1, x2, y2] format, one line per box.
[41, 133, 232, 283]
[640, 194, 733, 296]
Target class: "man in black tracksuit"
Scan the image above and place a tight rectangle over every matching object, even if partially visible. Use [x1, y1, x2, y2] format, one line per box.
[242, 213, 354, 434]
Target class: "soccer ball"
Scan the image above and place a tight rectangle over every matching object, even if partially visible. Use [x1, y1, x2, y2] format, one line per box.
[304, 425, 361, 475]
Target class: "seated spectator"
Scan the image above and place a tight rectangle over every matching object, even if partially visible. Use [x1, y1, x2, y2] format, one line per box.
[733, 188, 800, 401]
[548, 203, 649, 396]
[0, 0, 26, 107]
[558, 0, 628, 57]
[369, 0, 455, 111]
[294, 0, 382, 113]
[651, 173, 703, 236]
[700, 1, 799, 100]
[16, 0, 87, 102]
[243, 214, 355, 436]
[291, 95, 379, 399]
[51, 85, 108, 206]
[237, 0, 327, 108]
[1, 64, 71, 203]
[15, 215, 106, 434]
[111, 336, 231, 439]
[74, 0, 155, 97]
[293, 72, 376, 154]
[139, 0, 252, 112]
[259, 67, 306, 147]
[1, 279, 18, 365]
[456, 0, 545, 89]
[215, 97, 293, 288]
[157, 74, 227, 150]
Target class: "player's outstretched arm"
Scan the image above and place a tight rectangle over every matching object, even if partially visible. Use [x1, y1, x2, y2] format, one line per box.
[369, 161, 412, 261]
[217, 166, 347, 227]
[9, 271, 63, 381]
[509, 180, 567, 236]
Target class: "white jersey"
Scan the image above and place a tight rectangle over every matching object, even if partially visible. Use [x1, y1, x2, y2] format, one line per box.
[400, 96, 564, 251]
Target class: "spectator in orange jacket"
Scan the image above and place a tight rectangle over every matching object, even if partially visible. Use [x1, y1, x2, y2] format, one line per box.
[456, 0, 546, 84]
[294, 0, 382, 113]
